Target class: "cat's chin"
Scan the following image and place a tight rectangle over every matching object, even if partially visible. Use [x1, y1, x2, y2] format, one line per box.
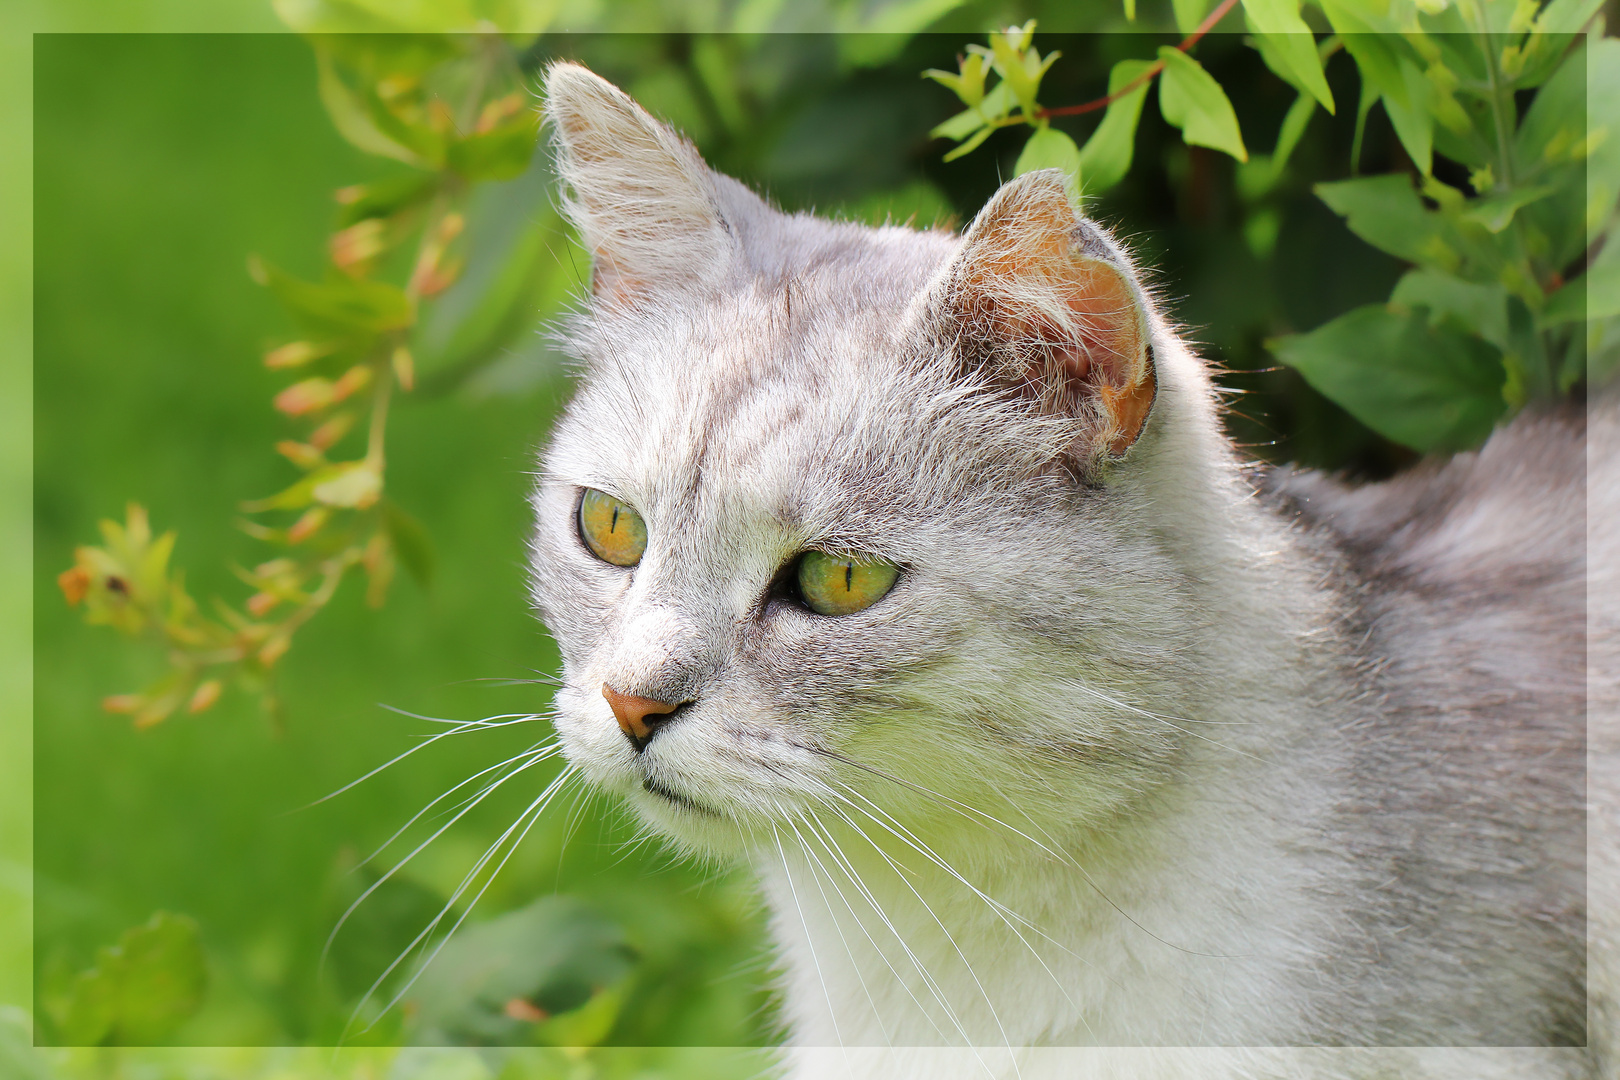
[627, 782, 760, 859]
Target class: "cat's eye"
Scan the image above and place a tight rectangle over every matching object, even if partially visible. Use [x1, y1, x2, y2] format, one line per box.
[578, 488, 647, 567]
[796, 551, 899, 617]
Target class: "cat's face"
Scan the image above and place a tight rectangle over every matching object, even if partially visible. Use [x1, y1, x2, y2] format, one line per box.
[528, 64, 1195, 859]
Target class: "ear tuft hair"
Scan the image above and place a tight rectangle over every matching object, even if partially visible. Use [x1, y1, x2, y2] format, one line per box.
[941, 170, 1157, 463]
[542, 62, 734, 303]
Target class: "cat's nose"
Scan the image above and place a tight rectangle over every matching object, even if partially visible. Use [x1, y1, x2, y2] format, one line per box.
[602, 683, 685, 750]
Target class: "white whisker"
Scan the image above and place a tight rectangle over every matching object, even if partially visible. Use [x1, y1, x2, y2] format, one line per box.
[321, 743, 562, 972]
[792, 805, 955, 1044]
[779, 806, 892, 1046]
[770, 821, 847, 1063]
[347, 763, 579, 1038]
[298, 710, 546, 812]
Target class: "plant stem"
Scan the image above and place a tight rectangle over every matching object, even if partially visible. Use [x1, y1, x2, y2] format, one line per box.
[1470, 0, 1515, 191]
[1038, 0, 1242, 120]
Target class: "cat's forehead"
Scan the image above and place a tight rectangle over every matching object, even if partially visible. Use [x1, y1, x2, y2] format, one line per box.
[562, 298, 914, 520]
[557, 225, 969, 511]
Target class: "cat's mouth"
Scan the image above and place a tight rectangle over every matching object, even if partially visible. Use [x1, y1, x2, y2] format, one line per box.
[640, 774, 718, 816]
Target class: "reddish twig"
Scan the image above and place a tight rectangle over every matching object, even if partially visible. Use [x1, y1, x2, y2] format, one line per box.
[1037, 0, 1243, 119]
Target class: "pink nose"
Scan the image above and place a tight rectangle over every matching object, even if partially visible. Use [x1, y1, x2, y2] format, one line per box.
[602, 683, 680, 744]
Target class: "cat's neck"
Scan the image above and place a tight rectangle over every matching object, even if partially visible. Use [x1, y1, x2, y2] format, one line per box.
[753, 731, 1344, 1047]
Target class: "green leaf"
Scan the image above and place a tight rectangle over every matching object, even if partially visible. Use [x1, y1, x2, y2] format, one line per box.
[1381, 58, 1434, 175]
[1242, 0, 1334, 112]
[1351, 68, 1377, 170]
[1517, 38, 1620, 263]
[335, 171, 441, 228]
[1332, 28, 1407, 101]
[1510, 0, 1600, 87]
[59, 913, 207, 1045]
[416, 187, 568, 392]
[923, 53, 985, 108]
[1391, 269, 1512, 351]
[1319, 0, 1408, 90]
[314, 50, 425, 166]
[1315, 175, 1446, 266]
[1158, 48, 1248, 162]
[988, 36, 1059, 119]
[445, 120, 540, 183]
[242, 474, 319, 513]
[1272, 90, 1317, 177]
[403, 895, 636, 1046]
[384, 502, 435, 586]
[1541, 262, 1620, 327]
[1015, 127, 1082, 202]
[1077, 59, 1156, 196]
[534, 981, 627, 1048]
[942, 123, 996, 161]
[1270, 304, 1506, 452]
[311, 461, 382, 508]
[1320, 3, 1432, 171]
[1533, 0, 1605, 35]
[932, 107, 988, 141]
[251, 258, 414, 335]
[1172, 0, 1211, 34]
[1461, 185, 1556, 233]
[931, 82, 1014, 141]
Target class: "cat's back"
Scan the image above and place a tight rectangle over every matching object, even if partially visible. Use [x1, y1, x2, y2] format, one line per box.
[1268, 404, 1596, 1047]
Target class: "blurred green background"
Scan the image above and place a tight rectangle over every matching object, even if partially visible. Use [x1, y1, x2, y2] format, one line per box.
[27, 12, 1445, 1078]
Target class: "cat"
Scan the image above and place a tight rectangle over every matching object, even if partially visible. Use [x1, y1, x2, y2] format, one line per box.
[524, 62, 1618, 1080]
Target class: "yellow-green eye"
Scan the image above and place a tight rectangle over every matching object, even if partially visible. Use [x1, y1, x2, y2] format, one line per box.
[797, 551, 899, 616]
[578, 488, 647, 567]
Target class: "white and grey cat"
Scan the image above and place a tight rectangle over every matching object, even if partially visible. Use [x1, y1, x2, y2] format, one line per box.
[525, 63, 1618, 1079]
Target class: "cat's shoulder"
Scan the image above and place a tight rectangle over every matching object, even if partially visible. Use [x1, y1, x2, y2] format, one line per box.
[1261, 400, 1590, 589]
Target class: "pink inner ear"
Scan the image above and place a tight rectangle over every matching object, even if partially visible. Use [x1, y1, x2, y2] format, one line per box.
[976, 252, 1155, 458]
[1061, 258, 1154, 456]
[951, 176, 1156, 458]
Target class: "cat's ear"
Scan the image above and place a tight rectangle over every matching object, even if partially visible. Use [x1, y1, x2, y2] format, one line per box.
[542, 62, 734, 303]
[938, 170, 1156, 462]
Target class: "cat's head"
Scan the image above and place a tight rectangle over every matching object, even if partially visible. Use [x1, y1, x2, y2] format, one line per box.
[528, 63, 1225, 860]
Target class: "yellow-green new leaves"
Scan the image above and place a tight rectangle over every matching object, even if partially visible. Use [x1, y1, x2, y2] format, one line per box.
[1158, 48, 1247, 162]
[59, 504, 309, 727]
[1242, 0, 1334, 112]
[924, 49, 992, 110]
[983, 21, 1059, 120]
[59, 504, 190, 644]
[1077, 59, 1157, 196]
[926, 22, 1057, 162]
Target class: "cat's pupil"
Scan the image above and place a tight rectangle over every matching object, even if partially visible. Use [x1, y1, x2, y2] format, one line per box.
[844, 564, 853, 591]
[610, 507, 619, 533]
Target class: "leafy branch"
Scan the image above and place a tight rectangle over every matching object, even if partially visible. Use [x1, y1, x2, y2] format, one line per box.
[59, 33, 545, 729]
[927, 0, 1615, 452]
